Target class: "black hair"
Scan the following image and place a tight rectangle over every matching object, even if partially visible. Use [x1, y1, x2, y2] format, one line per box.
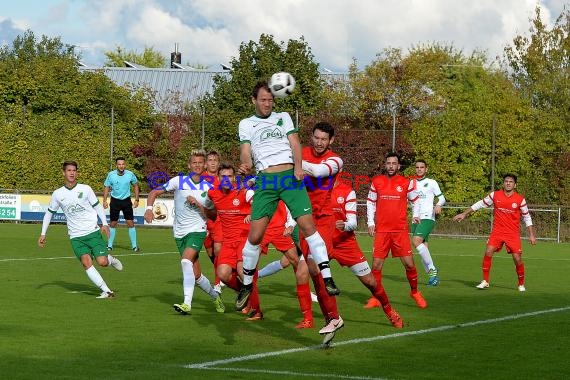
[503, 173, 518, 183]
[386, 152, 401, 163]
[313, 122, 335, 138]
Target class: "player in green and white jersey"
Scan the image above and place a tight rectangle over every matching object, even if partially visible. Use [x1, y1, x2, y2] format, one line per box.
[235, 80, 339, 312]
[144, 150, 225, 315]
[38, 161, 123, 299]
[411, 160, 446, 286]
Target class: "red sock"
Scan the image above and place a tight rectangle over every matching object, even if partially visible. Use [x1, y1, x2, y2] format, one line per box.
[372, 282, 393, 315]
[405, 267, 418, 293]
[482, 255, 493, 282]
[296, 283, 313, 321]
[225, 271, 241, 291]
[312, 273, 339, 320]
[515, 263, 525, 285]
[372, 269, 382, 285]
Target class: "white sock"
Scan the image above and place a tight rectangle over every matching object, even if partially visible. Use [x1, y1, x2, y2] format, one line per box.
[85, 266, 111, 293]
[195, 274, 218, 299]
[181, 259, 195, 306]
[304, 232, 331, 278]
[242, 240, 260, 286]
[258, 260, 284, 278]
[416, 243, 435, 272]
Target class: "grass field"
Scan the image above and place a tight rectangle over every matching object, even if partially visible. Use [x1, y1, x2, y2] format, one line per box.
[1, 223, 569, 380]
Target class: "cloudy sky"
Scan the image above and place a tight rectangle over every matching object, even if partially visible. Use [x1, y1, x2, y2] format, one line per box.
[0, 0, 566, 71]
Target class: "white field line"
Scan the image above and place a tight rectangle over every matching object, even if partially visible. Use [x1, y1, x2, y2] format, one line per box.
[185, 306, 570, 374]
[0, 251, 176, 263]
[194, 366, 390, 380]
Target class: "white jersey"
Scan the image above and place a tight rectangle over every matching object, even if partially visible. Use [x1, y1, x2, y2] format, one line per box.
[413, 177, 445, 220]
[238, 111, 296, 172]
[47, 184, 102, 239]
[164, 175, 214, 238]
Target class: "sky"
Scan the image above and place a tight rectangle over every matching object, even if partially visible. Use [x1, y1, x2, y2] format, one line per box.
[0, 0, 567, 72]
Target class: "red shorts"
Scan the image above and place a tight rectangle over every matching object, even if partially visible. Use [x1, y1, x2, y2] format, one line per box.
[299, 214, 334, 258]
[331, 234, 367, 267]
[487, 234, 523, 254]
[260, 229, 295, 255]
[217, 239, 246, 268]
[372, 231, 413, 259]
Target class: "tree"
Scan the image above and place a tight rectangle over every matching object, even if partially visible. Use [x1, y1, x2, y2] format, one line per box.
[104, 46, 166, 68]
[186, 34, 323, 163]
[503, 6, 570, 205]
[0, 30, 157, 190]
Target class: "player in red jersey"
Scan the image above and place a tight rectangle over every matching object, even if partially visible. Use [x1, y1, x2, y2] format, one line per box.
[453, 174, 537, 291]
[330, 177, 403, 328]
[201, 151, 224, 292]
[207, 163, 263, 320]
[366, 152, 427, 309]
[300, 122, 345, 344]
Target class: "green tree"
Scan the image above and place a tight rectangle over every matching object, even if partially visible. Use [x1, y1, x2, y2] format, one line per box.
[182, 34, 323, 166]
[504, 6, 570, 205]
[0, 30, 157, 191]
[104, 46, 166, 68]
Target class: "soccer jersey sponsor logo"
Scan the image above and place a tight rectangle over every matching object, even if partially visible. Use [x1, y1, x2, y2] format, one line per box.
[260, 128, 284, 140]
[66, 203, 86, 214]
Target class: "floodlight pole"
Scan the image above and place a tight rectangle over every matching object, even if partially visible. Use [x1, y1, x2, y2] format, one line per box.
[491, 114, 497, 191]
[201, 106, 205, 150]
[391, 106, 396, 151]
[110, 106, 114, 170]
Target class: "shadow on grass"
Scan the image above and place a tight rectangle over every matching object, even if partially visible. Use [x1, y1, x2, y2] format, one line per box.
[36, 280, 95, 295]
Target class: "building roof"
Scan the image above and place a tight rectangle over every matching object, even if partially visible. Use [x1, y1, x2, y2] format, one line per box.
[80, 67, 230, 109]
[79, 66, 349, 111]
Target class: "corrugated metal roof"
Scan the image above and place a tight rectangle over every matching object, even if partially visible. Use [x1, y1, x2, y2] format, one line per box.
[80, 67, 230, 108]
[79, 67, 349, 111]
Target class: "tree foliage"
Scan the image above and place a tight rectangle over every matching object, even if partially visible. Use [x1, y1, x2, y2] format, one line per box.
[104, 46, 166, 68]
[503, 6, 570, 205]
[187, 34, 323, 164]
[0, 31, 157, 191]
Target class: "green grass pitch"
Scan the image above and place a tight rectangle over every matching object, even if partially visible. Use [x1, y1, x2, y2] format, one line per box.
[1, 223, 569, 379]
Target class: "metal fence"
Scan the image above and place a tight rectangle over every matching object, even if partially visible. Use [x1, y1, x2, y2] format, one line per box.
[1, 189, 567, 243]
[354, 203, 565, 243]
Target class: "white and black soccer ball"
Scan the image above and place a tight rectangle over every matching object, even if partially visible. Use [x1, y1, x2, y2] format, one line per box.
[269, 72, 296, 98]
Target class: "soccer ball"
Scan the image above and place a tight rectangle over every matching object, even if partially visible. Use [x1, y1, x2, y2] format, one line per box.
[269, 72, 296, 98]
